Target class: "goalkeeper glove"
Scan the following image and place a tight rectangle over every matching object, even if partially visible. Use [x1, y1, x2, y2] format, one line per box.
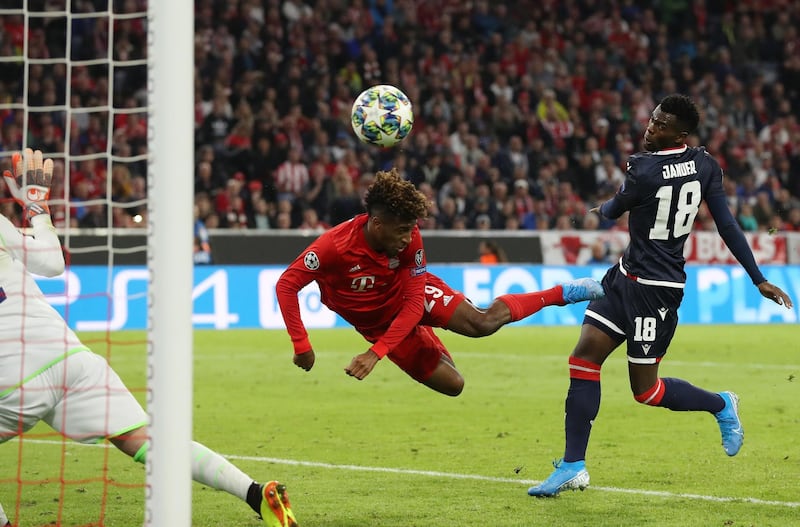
[3, 148, 54, 221]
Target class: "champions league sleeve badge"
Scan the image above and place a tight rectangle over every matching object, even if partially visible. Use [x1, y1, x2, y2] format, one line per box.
[410, 249, 426, 276]
[303, 251, 320, 270]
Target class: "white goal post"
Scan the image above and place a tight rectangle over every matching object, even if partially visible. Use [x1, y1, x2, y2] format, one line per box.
[0, 0, 194, 524]
[146, 1, 193, 526]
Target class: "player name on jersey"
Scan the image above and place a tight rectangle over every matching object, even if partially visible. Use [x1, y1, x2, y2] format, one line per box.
[661, 160, 697, 179]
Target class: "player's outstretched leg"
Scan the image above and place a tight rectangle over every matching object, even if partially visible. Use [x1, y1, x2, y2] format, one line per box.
[561, 278, 605, 304]
[259, 481, 298, 527]
[128, 438, 299, 524]
[493, 277, 605, 328]
[528, 458, 590, 497]
[714, 391, 743, 456]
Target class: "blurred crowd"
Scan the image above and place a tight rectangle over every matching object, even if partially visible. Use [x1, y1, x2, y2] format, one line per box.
[1, 0, 800, 242]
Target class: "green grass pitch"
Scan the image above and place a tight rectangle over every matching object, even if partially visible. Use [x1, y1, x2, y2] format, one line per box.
[1, 325, 798, 526]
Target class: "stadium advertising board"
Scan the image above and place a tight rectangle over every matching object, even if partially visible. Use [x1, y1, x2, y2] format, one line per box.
[539, 231, 789, 265]
[37, 265, 799, 331]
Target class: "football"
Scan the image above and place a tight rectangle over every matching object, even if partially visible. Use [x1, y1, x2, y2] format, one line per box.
[350, 84, 414, 148]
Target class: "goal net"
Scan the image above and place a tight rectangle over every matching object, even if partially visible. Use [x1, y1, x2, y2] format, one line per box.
[0, 1, 192, 525]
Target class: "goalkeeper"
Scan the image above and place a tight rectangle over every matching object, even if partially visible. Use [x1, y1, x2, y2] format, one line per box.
[0, 150, 297, 527]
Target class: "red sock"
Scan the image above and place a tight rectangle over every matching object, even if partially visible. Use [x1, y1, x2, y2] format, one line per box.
[497, 285, 565, 322]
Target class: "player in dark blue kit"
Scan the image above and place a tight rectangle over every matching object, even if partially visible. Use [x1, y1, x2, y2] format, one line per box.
[528, 94, 794, 497]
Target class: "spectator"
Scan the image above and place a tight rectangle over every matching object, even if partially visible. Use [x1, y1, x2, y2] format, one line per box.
[274, 146, 309, 204]
[468, 197, 498, 229]
[512, 178, 535, 224]
[298, 207, 329, 233]
[14, 1, 800, 235]
[194, 160, 225, 197]
[595, 153, 625, 195]
[249, 136, 280, 201]
[193, 203, 213, 264]
[199, 94, 233, 153]
[582, 212, 601, 231]
[503, 214, 521, 230]
[784, 208, 800, 231]
[275, 210, 292, 229]
[215, 176, 247, 228]
[752, 191, 775, 226]
[436, 196, 458, 229]
[251, 198, 273, 230]
[587, 239, 611, 265]
[474, 214, 492, 230]
[69, 177, 92, 224]
[78, 203, 108, 229]
[328, 167, 364, 226]
[302, 160, 333, 219]
[738, 203, 759, 232]
[478, 240, 507, 264]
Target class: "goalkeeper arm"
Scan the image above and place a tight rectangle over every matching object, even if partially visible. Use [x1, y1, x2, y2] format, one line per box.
[4, 148, 54, 222]
[1, 149, 64, 277]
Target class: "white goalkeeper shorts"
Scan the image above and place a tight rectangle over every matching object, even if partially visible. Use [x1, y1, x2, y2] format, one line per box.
[0, 350, 147, 444]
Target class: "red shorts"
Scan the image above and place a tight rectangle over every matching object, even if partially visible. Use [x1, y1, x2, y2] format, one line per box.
[385, 325, 452, 382]
[386, 274, 466, 382]
[419, 273, 466, 328]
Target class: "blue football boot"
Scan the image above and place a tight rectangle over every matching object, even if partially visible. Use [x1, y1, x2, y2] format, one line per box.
[715, 391, 743, 456]
[528, 459, 590, 497]
[561, 278, 605, 304]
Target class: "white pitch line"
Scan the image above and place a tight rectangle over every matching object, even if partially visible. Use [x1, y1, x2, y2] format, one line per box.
[223, 454, 800, 508]
[11, 439, 795, 508]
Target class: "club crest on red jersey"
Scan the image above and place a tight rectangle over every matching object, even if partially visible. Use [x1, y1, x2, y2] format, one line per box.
[388, 258, 399, 269]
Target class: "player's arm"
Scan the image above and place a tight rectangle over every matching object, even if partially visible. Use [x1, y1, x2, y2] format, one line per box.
[345, 233, 427, 380]
[1, 149, 63, 277]
[705, 162, 793, 308]
[593, 157, 641, 219]
[370, 229, 427, 358]
[275, 239, 335, 371]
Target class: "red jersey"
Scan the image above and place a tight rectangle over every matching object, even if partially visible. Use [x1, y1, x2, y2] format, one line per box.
[276, 214, 427, 358]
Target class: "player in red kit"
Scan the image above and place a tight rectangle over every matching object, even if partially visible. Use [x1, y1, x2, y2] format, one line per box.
[276, 168, 604, 395]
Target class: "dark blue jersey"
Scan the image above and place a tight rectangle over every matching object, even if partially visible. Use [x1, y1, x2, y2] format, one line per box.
[599, 145, 764, 286]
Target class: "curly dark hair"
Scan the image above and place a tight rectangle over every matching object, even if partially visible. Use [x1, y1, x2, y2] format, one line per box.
[659, 94, 700, 134]
[364, 167, 429, 222]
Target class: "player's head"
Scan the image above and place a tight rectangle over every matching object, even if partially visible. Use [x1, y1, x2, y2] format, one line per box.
[364, 167, 428, 257]
[643, 94, 700, 152]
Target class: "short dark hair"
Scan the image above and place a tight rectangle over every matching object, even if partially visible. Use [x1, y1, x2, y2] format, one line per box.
[364, 167, 429, 222]
[659, 94, 700, 134]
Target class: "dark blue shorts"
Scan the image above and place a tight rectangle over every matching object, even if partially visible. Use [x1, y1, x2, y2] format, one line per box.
[583, 264, 684, 364]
